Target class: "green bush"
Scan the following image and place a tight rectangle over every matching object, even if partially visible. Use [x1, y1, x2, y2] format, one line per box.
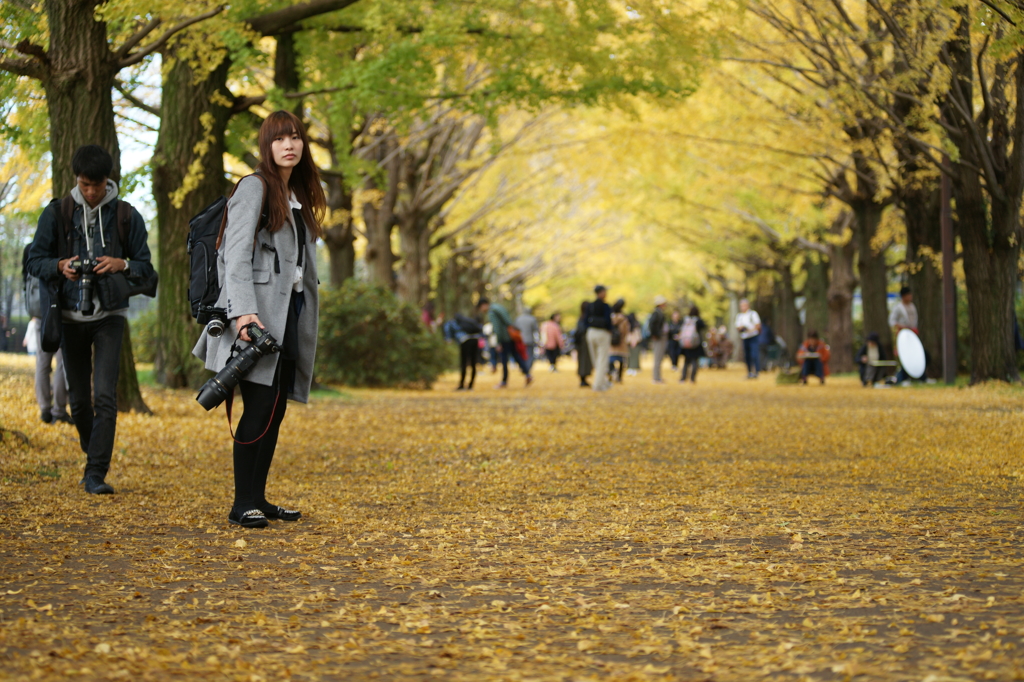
[316, 281, 453, 388]
[130, 309, 158, 363]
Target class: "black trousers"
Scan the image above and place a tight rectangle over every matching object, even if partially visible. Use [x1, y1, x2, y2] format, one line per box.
[681, 350, 700, 382]
[545, 348, 560, 367]
[62, 315, 125, 479]
[232, 292, 302, 511]
[459, 339, 477, 388]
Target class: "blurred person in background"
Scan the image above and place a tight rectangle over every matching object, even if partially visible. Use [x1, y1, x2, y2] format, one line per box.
[541, 312, 565, 372]
[667, 309, 683, 371]
[796, 330, 828, 385]
[678, 306, 707, 384]
[515, 306, 540, 375]
[478, 297, 531, 388]
[609, 298, 630, 383]
[574, 301, 593, 387]
[626, 312, 642, 376]
[857, 332, 888, 387]
[648, 296, 669, 384]
[444, 313, 484, 390]
[22, 245, 71, 425]
[586, 285, 613, 392]
[735, 299, 762, 378]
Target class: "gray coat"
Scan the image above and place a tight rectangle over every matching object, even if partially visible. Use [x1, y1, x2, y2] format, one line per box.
[192, 176, 319, 403]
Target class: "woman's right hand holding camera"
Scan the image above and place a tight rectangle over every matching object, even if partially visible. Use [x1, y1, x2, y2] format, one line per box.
[236, 314, 264, 342]
[59, 256, 80, 281]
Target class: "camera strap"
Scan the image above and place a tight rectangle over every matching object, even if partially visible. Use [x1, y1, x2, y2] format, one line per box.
[223, 328, 281, 445]
[225, 388, 281, 445]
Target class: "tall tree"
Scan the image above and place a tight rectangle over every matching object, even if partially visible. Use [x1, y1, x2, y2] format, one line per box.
[1, 0, 225, 410]
[939, 5, 1023, 382]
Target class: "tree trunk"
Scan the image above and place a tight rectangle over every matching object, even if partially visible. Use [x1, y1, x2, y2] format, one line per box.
[942, 6, 1022, 383]
[361, 134, 399, 289]
[827, 213, 856, 373]
[116, 322, 151, 414]
[322, 173, 356, 285]
[775, 266, 803, 355]
[152, 52, 233, 388]
[803, 253, 829, 337]
[43, 0, 120, 198]
[852, 199, 891, 356]
[396, 215, 432, 306]
[902, 186, 944, 379]
[956, 176, 1021, 383]
[41, 0, 148, 412]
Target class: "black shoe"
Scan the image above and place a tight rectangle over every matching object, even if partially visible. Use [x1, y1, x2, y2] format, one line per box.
[52, 413, 73, 425]
[261, 505, 302, 521]
[228, 508, 269, 528]
[40, 409, 52, 424]
[83, 476, 115, 495]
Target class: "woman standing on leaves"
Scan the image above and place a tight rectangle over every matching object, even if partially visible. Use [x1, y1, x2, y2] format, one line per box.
[193, 110, 326, 529]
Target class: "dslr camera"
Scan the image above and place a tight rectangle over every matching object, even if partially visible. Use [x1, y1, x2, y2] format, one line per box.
[196, 323, 281, 411]
[69, 258, 100, 316]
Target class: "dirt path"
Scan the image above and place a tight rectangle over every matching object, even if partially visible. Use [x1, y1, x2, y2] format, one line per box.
[2, 355, 1023, 681]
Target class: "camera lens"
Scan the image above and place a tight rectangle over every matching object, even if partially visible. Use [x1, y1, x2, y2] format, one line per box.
[207, 318, 226, 338]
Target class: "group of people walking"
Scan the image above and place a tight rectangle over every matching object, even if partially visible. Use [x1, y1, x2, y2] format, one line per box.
[574, 286, 710, 391]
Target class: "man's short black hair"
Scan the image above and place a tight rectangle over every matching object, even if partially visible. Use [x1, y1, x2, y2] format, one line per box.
[476, 297, 490, 308]
[899, 285, 912, 297]
[594, 284, 607, 294]
[71, 145, 113, 182]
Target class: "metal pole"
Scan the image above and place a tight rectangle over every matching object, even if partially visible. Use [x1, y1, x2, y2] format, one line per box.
[941, 155, 957, 384]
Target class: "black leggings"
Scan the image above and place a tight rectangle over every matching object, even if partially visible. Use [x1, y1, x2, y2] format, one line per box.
[232, 291, 302, 512]
[682, 354, 699, 382]
[232, 358, 294, 511]
[459, 339, 477, 388]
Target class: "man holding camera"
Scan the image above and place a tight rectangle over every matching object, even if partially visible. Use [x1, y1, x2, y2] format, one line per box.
[26, 145, 154, 495]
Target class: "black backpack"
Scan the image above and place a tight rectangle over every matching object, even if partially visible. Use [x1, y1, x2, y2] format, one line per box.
[187, 175, 268, 325]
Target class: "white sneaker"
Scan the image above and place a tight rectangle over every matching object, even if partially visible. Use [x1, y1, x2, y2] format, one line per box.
[900, 380, 913, 387]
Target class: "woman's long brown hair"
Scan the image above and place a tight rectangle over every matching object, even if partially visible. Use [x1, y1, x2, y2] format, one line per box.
[257, 110, 326, 240]
[219, 110, 326, 247]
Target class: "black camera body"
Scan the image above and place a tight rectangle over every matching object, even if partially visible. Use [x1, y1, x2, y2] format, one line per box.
[196, 323, 281, 411]
[70, 258, 100, 316]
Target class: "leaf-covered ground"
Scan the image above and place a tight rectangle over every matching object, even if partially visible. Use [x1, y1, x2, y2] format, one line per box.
[1, 354, 1023, 681]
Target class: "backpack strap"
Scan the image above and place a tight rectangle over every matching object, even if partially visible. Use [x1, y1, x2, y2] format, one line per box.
[216, 173, 271, 249]
[50, 196, 76, 261]
[115, 200, 133, 257]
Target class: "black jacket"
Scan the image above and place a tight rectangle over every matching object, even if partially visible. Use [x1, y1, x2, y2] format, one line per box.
[454, 313, 483, 336]
[856, 343, 888, 364]
[587, 299, 612, 329]
[25, 198, 154, 313]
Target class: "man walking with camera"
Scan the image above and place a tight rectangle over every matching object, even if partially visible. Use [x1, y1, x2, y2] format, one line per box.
[26, 145, 154, 495]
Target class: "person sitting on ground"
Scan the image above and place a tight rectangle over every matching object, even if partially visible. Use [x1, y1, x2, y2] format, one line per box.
[609, 299, 630, 383]
[857, 332, 888, 387]
[796, 330, 829, 385]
